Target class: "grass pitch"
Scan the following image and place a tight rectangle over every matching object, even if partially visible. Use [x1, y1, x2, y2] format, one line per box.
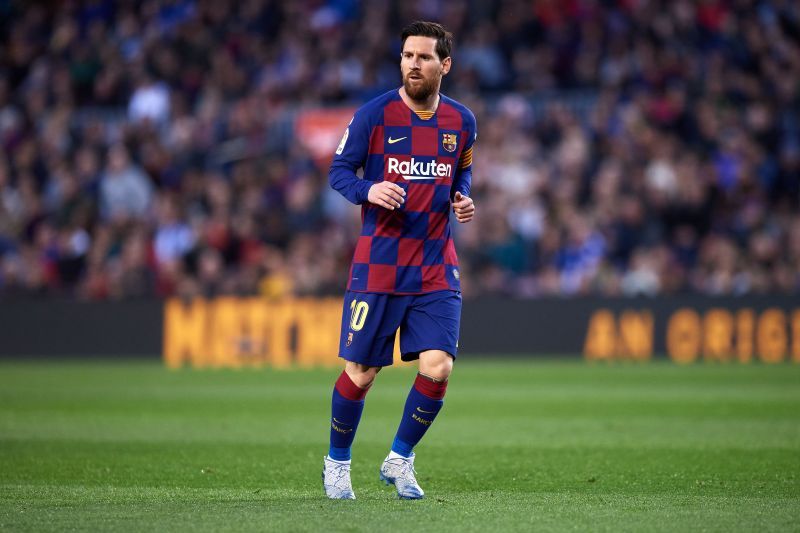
[0, 359, 798, 532]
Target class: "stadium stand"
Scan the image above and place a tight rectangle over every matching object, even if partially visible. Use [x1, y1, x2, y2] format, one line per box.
[0, 0, 798, 299]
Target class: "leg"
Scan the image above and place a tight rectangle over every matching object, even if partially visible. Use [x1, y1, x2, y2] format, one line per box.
[329, 291, 396, 462]
[391, 349, 452, 458]
[323, 363, 379, 500]
[329, 363, 380, 461]
[380, 291, 461, 499]
[324, 291, 401, 499]
[380, 350, 452, 499]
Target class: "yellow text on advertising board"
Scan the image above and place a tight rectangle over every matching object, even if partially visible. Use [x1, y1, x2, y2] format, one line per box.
[584, 307, 800, 363]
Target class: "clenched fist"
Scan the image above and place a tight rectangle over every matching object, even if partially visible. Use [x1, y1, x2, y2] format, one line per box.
[452, 191, 475, 223]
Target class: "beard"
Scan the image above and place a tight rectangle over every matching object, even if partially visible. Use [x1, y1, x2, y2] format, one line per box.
[403, 72, 439, 102]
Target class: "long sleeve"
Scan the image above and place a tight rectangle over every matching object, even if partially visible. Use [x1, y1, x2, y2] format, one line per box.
[329, 111, 373, 205]
[451, 122, 477, 200]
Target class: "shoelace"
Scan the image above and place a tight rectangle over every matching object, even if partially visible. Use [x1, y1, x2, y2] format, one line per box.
[387, 458, 418, 483]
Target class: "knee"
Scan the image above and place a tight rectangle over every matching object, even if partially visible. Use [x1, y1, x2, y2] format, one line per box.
[345, 362, 381, 389]
[419, 351, 453, 381]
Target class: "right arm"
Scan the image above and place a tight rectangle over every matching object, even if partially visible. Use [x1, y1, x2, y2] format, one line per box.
[328, 112, 405, 210]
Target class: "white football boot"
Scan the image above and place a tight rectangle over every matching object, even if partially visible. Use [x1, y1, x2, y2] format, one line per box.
[379, 452, 424, 499]
[322, 456, 356, 500]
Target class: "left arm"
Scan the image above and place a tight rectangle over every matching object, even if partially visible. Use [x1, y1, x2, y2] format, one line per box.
[451, 127, 476, 223]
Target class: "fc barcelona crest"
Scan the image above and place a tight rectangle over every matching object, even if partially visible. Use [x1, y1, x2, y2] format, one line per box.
[442, 133, 458, 152]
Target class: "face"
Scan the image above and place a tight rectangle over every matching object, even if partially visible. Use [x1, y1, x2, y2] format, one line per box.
[401, 35, 451, 102]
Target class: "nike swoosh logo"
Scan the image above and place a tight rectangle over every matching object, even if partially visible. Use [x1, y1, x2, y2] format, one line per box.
[333, 418, 349, 425]
[387, 136, 407, 144]
[416, 407, 436, 414]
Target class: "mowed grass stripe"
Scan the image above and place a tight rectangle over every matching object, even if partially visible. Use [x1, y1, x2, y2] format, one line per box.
[1, 416, 798, 451]
[1, 439, 797, 495]
[0, 359, 798, 532]
[1, 486, 797, 532]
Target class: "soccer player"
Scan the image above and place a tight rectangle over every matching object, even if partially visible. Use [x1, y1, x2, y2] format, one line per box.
[322, 20, 477, 500]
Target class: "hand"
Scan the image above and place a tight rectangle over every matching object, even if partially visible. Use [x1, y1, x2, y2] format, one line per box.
[452, 191, 475, 223]
[368, 181, 406, 210]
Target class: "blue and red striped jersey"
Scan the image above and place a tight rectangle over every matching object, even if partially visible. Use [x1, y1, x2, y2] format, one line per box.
[329, 89, 477, 294]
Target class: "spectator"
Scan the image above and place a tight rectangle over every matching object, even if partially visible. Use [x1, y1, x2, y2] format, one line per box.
[99, 144, 153, 222]
[0, 0, 797, 299]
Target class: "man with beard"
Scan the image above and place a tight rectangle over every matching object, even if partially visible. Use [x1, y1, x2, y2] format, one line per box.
[323, 21, 477, 500]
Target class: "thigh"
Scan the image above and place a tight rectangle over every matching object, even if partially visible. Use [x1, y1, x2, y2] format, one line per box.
[399, 290, 462, 362]
[338, 291, 408, 367]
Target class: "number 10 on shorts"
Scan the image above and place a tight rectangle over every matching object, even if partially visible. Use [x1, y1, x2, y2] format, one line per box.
[349, 300, 369, 331]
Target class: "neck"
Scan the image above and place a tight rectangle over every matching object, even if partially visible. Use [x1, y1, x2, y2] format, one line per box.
[399, 87, 440, 113]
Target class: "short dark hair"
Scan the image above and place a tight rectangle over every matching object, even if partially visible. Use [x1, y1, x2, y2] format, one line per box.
[401, 21, 453, 60]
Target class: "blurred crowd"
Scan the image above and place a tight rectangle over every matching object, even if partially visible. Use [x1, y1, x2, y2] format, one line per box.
[0, 0, 798, 300]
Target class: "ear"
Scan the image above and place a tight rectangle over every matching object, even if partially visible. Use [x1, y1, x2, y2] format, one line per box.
[441, 56, 452, 76]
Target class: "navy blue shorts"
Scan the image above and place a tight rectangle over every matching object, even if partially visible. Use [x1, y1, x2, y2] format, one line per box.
[338, 290, 462, 367]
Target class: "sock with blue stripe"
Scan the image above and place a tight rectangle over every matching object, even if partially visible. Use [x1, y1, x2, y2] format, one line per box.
[391, 373, 448, 458]
[328, 371, 369, 461]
